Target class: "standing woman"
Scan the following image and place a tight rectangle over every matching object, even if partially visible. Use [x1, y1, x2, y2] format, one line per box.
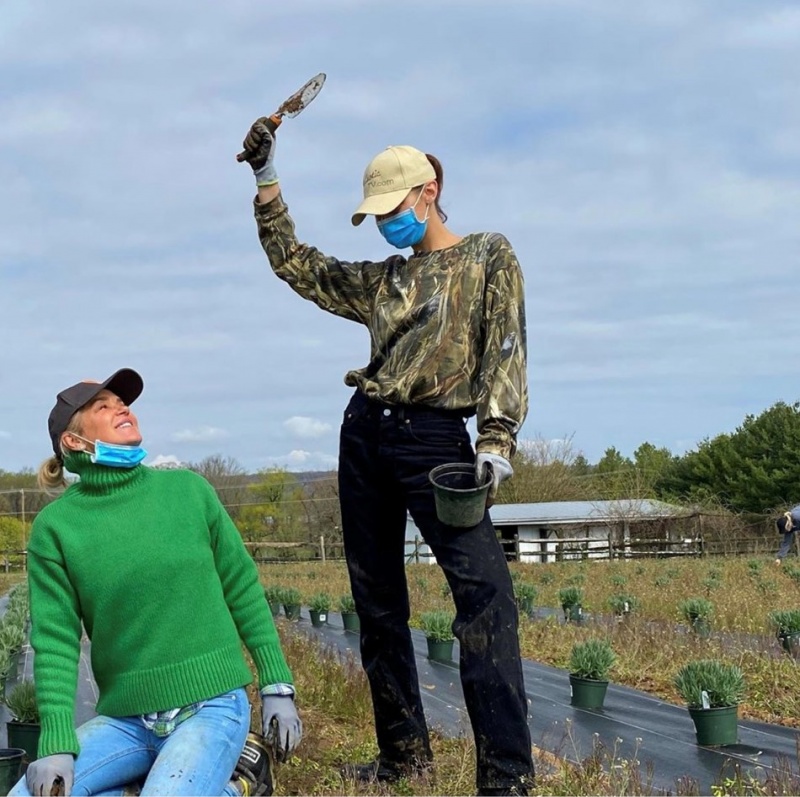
[239, 120, 533, 795]
[11, 369, 301, 796]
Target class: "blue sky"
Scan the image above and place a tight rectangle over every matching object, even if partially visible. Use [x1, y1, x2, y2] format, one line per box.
[1, 1, 799, 473]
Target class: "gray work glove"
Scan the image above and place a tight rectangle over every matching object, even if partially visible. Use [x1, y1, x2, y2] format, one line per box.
[476, 453, 514, 499]
[241, 118, 278, 186]
[26, 753, 74, 796]
[262, 694, 302, 761]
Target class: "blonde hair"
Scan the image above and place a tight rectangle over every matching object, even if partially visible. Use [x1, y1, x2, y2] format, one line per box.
[36, 412, 85, 491]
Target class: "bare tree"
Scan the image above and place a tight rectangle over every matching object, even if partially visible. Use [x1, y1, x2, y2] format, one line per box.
[187, 454, 249, 520]
[500, 434, 591, 503]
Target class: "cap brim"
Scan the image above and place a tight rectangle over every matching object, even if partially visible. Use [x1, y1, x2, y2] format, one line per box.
[102, 368, 144, 406]
[351, 187, 413, 226]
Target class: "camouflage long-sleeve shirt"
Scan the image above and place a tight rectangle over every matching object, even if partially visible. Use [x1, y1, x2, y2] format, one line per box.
[254, 194, 528, 459]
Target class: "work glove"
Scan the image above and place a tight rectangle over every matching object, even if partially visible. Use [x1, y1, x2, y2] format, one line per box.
[26, 753, 74, 796]
[476, 453, 514, 500]
[241, 118, 278, 186]
[262, 694, 302, 761]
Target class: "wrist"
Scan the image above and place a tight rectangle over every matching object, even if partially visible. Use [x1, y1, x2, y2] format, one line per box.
[254, 162, 278, 187]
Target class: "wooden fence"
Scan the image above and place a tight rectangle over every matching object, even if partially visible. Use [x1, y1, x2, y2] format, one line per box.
[0, 529, 783, 571]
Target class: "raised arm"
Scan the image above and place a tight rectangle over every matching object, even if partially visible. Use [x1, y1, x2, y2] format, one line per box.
[241, 117, 388, 323]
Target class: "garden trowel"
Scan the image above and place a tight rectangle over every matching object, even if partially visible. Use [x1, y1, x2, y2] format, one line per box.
[236, 72, 326, 162]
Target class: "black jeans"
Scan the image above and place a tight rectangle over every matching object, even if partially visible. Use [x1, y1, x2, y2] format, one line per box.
[338, 390, 533, 791]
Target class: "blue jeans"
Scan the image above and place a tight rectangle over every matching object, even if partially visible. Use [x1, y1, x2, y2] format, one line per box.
[9, 688, 250, 796]
[777, 531, 796, 560]
[338, 391, 533, 793]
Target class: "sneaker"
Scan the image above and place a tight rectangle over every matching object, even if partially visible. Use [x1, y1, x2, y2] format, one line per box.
[340, 757, 432, 784]
[233, 732, 275, 796]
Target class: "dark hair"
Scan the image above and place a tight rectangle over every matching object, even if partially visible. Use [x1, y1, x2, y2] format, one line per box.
[425, 154, 448, 223]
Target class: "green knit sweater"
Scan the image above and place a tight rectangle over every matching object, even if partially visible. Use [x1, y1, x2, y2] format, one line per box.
[28, 454, 293, 758]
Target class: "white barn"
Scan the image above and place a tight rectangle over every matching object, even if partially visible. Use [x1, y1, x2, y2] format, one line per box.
[405, 499, 691, 563]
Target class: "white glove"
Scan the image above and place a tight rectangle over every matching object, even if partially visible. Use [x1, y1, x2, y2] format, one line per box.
[476, 453, 513, 499]
[26, 753, 74, 796]
[262, 694, 302, 761]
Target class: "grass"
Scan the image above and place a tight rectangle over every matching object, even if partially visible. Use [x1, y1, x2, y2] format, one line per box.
[262, 620, 800, 796]
[258, 558, 800, 726]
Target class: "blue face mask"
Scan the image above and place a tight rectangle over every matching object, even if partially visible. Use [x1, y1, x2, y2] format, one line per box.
[74, 435, 147, 468]
[377, 189, 430, 249]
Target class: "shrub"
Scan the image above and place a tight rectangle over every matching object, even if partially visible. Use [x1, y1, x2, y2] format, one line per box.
[280, 587, 302, 606]
[768, 609, 800, 637]
[679, 597, 713, 623]
[558, 586, 583, 609]
[420, 611, 454, 642]
[608, 594, 638, 615]
[308, 592, 331, 613]
[514, 582, 538, 607]
[610, 574, 628, 589]
[337, 594, 356, 614]
[0, 623, 25, 655]
[6, 680, 39, 723]
[263, 585, 282, 605]
[569, 638, 616, 681]
[674, 659, 745, 709]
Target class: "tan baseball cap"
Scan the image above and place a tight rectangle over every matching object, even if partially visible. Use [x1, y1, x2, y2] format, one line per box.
[351, 145, 436, 226]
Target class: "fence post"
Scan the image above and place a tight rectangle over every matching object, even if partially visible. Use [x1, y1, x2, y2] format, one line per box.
[415, 535, 421, 564]
[319, 535, 326, 563]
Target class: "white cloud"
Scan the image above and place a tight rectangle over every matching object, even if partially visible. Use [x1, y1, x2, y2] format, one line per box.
[277, 450, 339, 470]
[170, 427, 228, 443]
[149, 454, 184, 468]
[283, 416, 332, 439]
[1, 0, 799, 473]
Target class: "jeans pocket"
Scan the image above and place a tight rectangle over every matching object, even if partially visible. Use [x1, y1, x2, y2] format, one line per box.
[406, 415, 470, 450]
[341, 394, 370, 427]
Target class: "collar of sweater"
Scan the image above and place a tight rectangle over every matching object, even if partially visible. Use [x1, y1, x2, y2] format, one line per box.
[63, 451, 148, 494]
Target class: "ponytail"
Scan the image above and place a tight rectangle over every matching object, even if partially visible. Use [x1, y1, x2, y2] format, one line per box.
[37, 411, 83, 492]
[37, 455, 67, 491]
[425, 154, 448, 223]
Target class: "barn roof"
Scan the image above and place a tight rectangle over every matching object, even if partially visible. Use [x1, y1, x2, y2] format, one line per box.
[488, 499, 684, 526]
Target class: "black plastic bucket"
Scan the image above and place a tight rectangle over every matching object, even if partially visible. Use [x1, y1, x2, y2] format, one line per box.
[429, 462, 492, 528]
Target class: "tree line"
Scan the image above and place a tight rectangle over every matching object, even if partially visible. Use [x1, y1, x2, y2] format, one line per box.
[0, 400, 797, 552]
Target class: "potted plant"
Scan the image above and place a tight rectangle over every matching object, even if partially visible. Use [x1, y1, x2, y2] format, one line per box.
[679, 597, 713, 637]
[6, 680, 40, 764]
[568, 638, 616, 709]
[420, 611, 455, 664]
[263, 585, 283, 618]
[674, 659, 744, 746]
[307, 592, 331, 628]
[337, 594, 360, 633]
[514, 582, 538, 619]
[558, 586, 584, 624]
[0, 623, 25, 681]
[608, 593, 638, 622]
[768, 609, 800, 656]
[0, 646, 11, 694]
[280, 587, 302, 621]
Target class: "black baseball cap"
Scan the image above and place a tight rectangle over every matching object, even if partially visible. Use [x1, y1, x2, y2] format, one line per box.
[47, 368, 144, 457]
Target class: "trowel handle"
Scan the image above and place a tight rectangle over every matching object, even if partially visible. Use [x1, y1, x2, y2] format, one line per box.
[236, 114, 282, 163]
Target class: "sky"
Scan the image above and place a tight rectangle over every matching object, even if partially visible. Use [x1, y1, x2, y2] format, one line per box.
[1, 1, 799, 474]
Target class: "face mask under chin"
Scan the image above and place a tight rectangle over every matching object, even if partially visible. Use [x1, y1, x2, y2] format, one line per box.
[70, 434, 148, 469]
